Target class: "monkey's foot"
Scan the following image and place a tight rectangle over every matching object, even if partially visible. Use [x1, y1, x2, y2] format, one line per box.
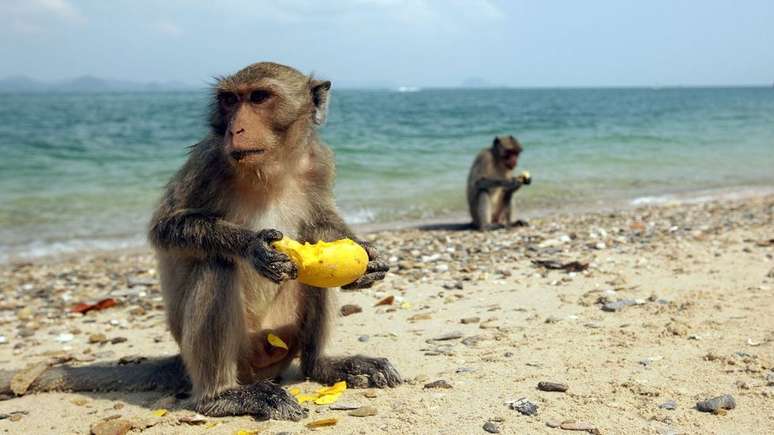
[313, 356, 402, 388]
[511, 219, 529, 228]
[195, 381, 308, 421]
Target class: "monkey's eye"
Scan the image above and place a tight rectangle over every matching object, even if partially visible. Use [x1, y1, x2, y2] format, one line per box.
[219, 92, 238, 108]
[249, 90, 271, 104]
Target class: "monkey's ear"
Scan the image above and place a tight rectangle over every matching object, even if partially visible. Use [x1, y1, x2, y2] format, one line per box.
[492, 136, 502, 148]
[311, 80, 332, 125]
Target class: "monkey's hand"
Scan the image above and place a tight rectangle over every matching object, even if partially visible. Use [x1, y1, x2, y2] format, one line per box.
[250, 229, 298, 283]
[341, 241, 389, 290]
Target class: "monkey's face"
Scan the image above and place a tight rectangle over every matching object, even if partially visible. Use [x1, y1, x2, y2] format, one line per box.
[217, 88, 283, 166]
[494, 135, 523, 170]
[211, 63, 332, 170]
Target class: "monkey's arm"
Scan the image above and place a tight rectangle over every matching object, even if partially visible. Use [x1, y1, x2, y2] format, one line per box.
[150, 209, 297, 283]
[475, 177, 524, 193]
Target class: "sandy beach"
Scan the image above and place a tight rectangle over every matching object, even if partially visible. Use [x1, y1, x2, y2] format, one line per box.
[0, 194, 772, 434]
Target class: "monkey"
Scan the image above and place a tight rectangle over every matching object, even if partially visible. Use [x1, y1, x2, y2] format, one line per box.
[0, 62, 399, 421]
[466, 135, 530, 231]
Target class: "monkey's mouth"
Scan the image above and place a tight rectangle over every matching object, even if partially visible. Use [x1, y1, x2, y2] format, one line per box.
[230, 149, 265, 161]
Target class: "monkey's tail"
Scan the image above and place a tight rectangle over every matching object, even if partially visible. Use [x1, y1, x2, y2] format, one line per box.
[0, 355, 190, 398]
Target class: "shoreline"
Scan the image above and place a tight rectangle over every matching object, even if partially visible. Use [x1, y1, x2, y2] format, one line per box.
[4, 183, 774, 266]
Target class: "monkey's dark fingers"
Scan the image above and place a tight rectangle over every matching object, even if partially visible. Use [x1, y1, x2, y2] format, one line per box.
[366, 259, 390, 274]
[341, 272, 387, 290]
[337, 356, 402, 388]
[257, 228, 284, 243]
[268, 258, 298, 280]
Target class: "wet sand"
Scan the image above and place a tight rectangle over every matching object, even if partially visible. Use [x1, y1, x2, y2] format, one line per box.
[0, 194, 772, 434]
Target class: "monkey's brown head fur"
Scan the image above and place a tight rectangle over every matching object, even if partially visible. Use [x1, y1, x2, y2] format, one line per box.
[210, 62, 331, 173]
[492, 135, 522, 170]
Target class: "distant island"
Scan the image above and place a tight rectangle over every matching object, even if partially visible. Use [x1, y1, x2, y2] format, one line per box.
[0, 75, 201, 93]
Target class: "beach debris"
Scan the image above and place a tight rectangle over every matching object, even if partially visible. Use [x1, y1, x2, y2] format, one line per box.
[71, 298, 118, 314]
[235, 430, 260, 435]
[531, 259, 589, 273]
[306, 417, 338, 428]
[348, 406, 378, 417]
[408, 313, 433, 321]
[56, 333, 75, 343]
[507, 397, 538, 416]
[428, 331, 463, 341]
[178, 413, 208, 425]
[110, 337, 128, 345]
[546, 420, 561, 428]
[538, 381, 568, 392]
[0, 411, 28, 421]
[329, 403, 360, 411]
[696, 394, 736, 413]
[340, 304, 362, 316]
[267, 332, 288, 350]
[10, 362, 49, 395]
[483, 421, 501, 433]
[151, 409, 167, 417]
[559, 420, 601, 434]
[374, 295, 394, 306]
[460, 317, 481, 324]
[659, 400, 677, 410]
[754, 238, 774, 247]
[424, 379, 452, 389]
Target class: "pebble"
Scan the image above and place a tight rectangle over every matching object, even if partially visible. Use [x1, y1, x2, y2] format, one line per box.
[340, 304, 362, 316]
[508, 398, 538, 416]
[601, 299, 637, 312]
[56, 333, 74, 343]
[560, 420, 601, 434]
[428, 331, 464, 341]
[696, 394, 736, 413]
[658, 400, 677, 410]
[483, 421, 501, 433]
[329, 403, 361, 411]
[89, 333, 107, 344]
[358, 335, 369, 342]
[538, 381, 569, 392]
[460, 317, 481, 324]
[348, 406, 378, 417]
[424, 380, 452, 389]
[90, 418, 133, 435]
[110, 337, 128, 344]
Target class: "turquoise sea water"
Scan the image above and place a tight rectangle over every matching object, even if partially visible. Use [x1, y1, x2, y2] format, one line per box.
[1, 87, 773, 261]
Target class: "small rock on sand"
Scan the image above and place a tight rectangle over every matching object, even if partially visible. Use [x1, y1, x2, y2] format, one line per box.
[658, 400, 677, 410]
[90, 418, 133, 435]
[560, 420, 601, 434]
[424, 380, 452, 389]
[508, 398, 538, 416]
[429, 331, 464, 341]
[696, 394, 736, 413]
[483, 421, 501, 433]
[484, 421, 500, 433]
[460, 317, 480, 324]
[340, 304, 362, 316]
[538, 381, 568, 392]
[348, 406, 378, 417]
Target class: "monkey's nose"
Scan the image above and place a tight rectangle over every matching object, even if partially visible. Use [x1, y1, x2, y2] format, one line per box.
[232, 128, 245, 135]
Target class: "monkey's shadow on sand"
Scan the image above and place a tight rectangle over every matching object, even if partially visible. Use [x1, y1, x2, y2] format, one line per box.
[71, 363, 311, 411]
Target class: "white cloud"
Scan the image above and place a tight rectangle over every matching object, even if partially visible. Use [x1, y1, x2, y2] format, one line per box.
[0, 0, 85, 35]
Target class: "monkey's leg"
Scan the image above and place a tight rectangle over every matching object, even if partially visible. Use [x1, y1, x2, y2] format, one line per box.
[299, 286, 401, 388]
[183, 259, 306, 421]
[476, 191, 503, 231]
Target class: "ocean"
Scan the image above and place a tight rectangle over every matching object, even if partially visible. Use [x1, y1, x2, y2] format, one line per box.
[1, 87, 773, 262]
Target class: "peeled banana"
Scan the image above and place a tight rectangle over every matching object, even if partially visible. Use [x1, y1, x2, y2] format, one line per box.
[272, 237, 368, 288]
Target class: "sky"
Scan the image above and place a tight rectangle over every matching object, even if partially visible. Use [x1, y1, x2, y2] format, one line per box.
[1, 0, 773, 88]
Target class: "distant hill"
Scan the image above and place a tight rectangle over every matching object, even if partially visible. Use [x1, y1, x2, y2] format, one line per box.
[459, 77, 503, 88]
[0, 75, 200, 93]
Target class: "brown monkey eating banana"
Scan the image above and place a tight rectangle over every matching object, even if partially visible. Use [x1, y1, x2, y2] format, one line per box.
[0, 62, 400, 421]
